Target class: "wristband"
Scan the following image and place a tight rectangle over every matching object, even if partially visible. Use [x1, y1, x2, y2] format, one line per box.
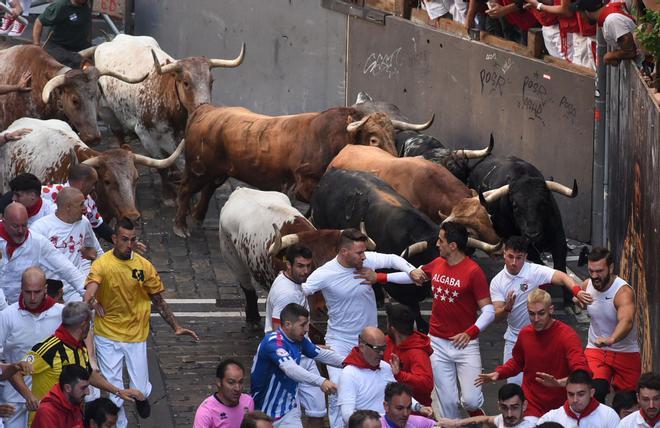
[537, 2, 543, 10]
[572, 285, 582, 297]
[465, 324, 480, 340]
[376, 272, 388, 283]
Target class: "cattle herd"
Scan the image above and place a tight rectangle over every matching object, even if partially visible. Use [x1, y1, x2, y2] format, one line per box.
[0, 35, 579, 325]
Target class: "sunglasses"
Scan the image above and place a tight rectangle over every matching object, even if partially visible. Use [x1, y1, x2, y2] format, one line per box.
[359, 336, 387, 352]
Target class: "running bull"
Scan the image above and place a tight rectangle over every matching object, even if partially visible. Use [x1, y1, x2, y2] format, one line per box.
[0, 118, 184, 222]
[0, 44, 147, 145]
[174, 104, 433, 237]
[311, 168, 499, 332]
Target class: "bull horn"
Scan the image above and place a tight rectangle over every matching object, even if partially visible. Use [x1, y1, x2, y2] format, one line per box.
[454, 135, 494, 159]
[82, 156, 102, 167]
[359, 221, 376, 251]
[391, 113, 435, 131]
[267, 223, 283, 256]
[546, 179, 578, 198]
[42, 74, 68, 103]
[269, 233, 299, 255]
[98, 67, 150, 84]
[209, 43, 246, 68]
[467, 237, 502, 253]
[400, 241, 428, 258]
[483, 184, 510, 204]
[346, 115, 370, 132]
[151, 49, 182, 75]
[78, 46, 97, 58]
[133, 139, 185, 169]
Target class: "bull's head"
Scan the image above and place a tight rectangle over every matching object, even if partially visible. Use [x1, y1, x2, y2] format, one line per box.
[268, 222, 376, 258]
[151, 44, 245, 113]
[42, 65, 149, 146]
[438, 190, 501, 246]
[479, 177, 577, 244]
[346, 112, 434, 157]
[80, 139, 185, 222]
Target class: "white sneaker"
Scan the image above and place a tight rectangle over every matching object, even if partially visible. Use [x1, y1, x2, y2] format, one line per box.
[7, 19, 26, 37]
[0, 16, 15, 34]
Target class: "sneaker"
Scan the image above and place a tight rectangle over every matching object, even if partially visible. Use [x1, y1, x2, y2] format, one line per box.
[7, 19, 26, 37]
[0, 16, 15, 34]
[135, 397, 151, 419]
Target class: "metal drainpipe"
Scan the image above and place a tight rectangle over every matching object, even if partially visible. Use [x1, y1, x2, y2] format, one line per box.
[592, 28, 607, 246]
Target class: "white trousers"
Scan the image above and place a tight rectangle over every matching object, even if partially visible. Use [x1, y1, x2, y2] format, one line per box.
[430, 335, 483, 419]
[325, 338, 354, 428]
[542, 25, 563, 58]
[573, 35, 596, 70]
[94, 335, 152, 428]
[298, 356, 326, 417]
[273, 404, 302, 428]
[503, 339, 523, 385]
[2, 403, 26, 428]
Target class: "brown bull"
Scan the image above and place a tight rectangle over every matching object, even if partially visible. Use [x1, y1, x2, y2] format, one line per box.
[174, 104, 433, 237]
[0, 45, 147, 145]
[328, 145, 500, 244]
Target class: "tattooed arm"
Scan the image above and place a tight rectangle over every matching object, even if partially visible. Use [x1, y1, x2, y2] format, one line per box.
[150, 293, 199, 340]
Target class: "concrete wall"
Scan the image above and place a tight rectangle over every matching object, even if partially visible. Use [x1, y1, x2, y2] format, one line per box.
[134, 0, 347, 115]
[347, 16, 595, 242]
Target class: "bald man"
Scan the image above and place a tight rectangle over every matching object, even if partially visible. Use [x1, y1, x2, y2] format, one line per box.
[0, 203, 87, 307]
[0, 267, 63, 428]
[338, 327, 433, 424]
[32, 187, 103, 302]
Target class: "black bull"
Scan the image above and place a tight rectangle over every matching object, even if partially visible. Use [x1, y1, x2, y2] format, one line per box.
[312, 168, 439, 332]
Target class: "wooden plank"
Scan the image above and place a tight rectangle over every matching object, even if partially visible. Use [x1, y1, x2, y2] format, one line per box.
[92, 0, 125, 19]
[542, 55, 596, 77]
[527, 28, 544, 58]
[365, 0, 396, 13]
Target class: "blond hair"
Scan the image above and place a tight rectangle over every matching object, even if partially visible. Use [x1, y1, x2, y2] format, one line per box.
[527, 288, 552, 307]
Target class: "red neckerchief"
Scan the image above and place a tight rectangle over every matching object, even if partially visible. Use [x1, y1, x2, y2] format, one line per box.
[54, 324, 84, 348]
[563, 397, 600, 421]
[641, 408, 660, 426]
[25, 198, 43, 218]
[18, 293, 57, 314]
[343, 347, 380, 371]
[0, 220, 28, 259]
[598, 2, 633, 27]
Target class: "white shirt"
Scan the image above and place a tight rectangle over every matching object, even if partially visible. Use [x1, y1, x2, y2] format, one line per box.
[618, 410, 660, 428]
[0, 302, 63, 403]
[27, 199, 55, 226]
[265, 272, 308, 333]
[41, 182, 104, 228]
[493, 414, 537, 427]
[31, 213, 103, 272]
[490, 261, 555, 342]
[586, 276, 638, 352]
[0, 231, 86, 304]
[338, 360, 396, 423]
[602, 13, 636, 47]
[302, 252, 415, 346]
[538, 403, 620, 428]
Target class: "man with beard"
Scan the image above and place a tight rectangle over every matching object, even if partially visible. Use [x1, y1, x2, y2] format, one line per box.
[575, 247, 640, 403]
[537, 369, 619, 427]
[31, 364, 91, 428]
[436, 383, 537, 427]
[264, 244, 326, 428]
[476, 288, 590, 419]
[617, 372, 660, 428]
[193, 359, 254, 428]
[381, 383, 435, 428]
[0, 202, 87, 308]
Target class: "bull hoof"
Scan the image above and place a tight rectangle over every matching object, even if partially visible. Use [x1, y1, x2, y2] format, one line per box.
[172, 224, 190, 239]
[162, 198, 176, 207]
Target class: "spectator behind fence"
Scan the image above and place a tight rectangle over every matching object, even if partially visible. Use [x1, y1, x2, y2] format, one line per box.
[348, 410, 382, 428]
[381, 382, 435, 428]
[240, 411, 274, 428]
[536, 369, 619, 427]
[31, 364, 90, 428]
[193, 359, 254, 428]
[476, 288, 590, 418]
[611, 390, 638, 419]
[383, 304, 433, 406]
[436, 383, 537, 427]
[84, 397, 119, 428]
[617, 372, 660, 428]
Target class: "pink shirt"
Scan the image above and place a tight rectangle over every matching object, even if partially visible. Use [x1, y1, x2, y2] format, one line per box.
[381, 415, 436, 428]
[193, 393, 254, 428]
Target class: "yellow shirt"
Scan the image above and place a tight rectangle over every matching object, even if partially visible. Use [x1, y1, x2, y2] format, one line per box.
[86, 251, 164, 342]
